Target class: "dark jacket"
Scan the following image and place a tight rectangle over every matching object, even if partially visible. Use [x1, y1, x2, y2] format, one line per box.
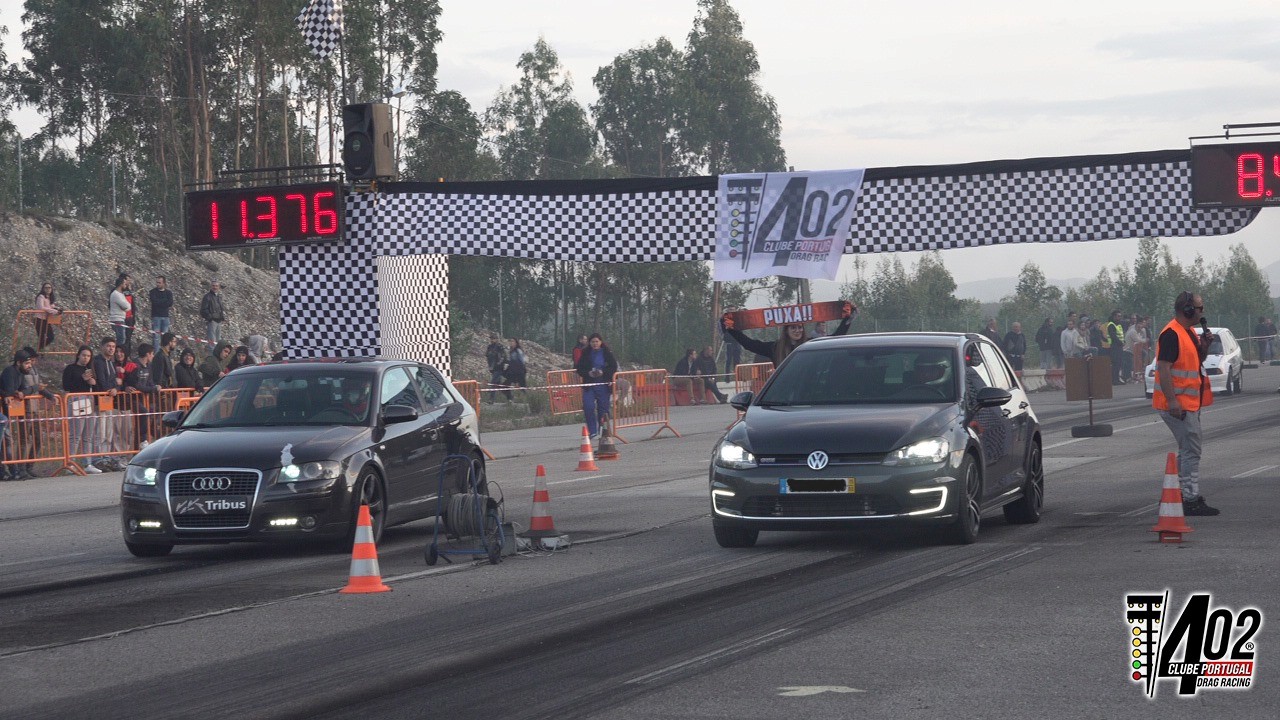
[92, 353, 121, 394]
[724, 316, 852, 366]
[1035, 323, 1055, 352]
[151, 348, 175, 389]
[674, 355, 697, 376]
[149, 288, 174, 318]
[62, 362, 98, 394]
[199, 291, 225, 322]
[174, 362, 204, 392]
[0, 365, 24, 401]
[199, 342, 230, 385]
[485, 342, 508, 373]
[574, 346, 618, 384]
[694, 354, 719, 377]
[125, 360, 158, 393]
[1003, 331, 1026, 357]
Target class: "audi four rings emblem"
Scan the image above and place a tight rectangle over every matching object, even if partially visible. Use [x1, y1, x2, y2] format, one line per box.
[807, 451, 829, 470]
[192, 476, 232, 491]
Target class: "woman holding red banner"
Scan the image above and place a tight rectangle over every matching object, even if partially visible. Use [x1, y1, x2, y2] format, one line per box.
[573, 333, 618, 440]
[721, 301, 855, 367]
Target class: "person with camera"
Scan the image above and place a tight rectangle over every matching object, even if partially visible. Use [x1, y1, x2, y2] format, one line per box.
[62, 346, 103, 476]
[1152, 291, 1218, 516]
[574, 333, 618, 440]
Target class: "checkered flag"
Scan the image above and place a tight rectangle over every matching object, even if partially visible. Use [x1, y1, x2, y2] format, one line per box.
[295, 0, 344, 60]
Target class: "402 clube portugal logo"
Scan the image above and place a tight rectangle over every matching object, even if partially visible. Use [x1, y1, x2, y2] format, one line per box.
[1126, 591, 1263, 698]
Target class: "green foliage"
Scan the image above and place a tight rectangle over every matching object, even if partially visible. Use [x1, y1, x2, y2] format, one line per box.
[842, 252, 975, 332]
[592, 38, 689, 177]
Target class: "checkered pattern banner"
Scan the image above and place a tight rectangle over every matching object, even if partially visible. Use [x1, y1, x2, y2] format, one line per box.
[278, 150, 1258, 361]
[295, 0, 343, 60]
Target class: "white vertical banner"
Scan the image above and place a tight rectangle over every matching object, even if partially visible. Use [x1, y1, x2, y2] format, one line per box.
[714, 170, 866, 282]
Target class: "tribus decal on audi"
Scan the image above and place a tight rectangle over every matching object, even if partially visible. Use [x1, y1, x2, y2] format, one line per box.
[1126, 590, 1263, 698]
[192, 476, 232, 491]
[175, 498, 248, 515]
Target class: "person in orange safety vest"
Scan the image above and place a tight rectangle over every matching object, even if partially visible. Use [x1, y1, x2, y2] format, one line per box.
[1152, 291, 1217, 516]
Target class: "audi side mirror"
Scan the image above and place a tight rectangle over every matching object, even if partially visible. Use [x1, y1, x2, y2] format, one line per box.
[162, 411, 184, 428]
[382, 404, 419, 425]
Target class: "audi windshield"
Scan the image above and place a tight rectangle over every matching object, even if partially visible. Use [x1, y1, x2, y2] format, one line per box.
[757, 346, 959, 405]
[181, 372, 376, 427]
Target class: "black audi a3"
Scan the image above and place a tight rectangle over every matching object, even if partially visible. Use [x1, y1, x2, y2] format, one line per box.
[709, 332, 1044, 547]
[120, 359, 485, 557]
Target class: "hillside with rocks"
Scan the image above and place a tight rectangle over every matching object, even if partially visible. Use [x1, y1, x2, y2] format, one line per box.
[1, 212, 282, 362]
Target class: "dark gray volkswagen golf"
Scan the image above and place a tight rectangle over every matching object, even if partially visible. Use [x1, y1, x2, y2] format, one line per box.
[709, 332, 1044, 547]
[121, 359, 485, 557]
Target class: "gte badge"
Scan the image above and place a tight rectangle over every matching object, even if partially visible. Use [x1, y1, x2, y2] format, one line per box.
[1126, 591, 1263, 698]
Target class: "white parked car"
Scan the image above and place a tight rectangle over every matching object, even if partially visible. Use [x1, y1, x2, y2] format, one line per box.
[1144, 326, 1243, 399]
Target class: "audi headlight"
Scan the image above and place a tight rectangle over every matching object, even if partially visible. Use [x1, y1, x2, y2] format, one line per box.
[715, 441, 757, 470]
[124, 465, 159, 486]
[884, 437, 949, 466]
[280, 460, 341, 482]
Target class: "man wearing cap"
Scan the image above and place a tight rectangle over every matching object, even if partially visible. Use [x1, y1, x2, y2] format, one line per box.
[1153, 291, 1218, 516]
[1, 350, 35, 480]
[200, 280, 226, 344]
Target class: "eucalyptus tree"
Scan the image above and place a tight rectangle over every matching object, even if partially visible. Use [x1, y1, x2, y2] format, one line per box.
[679, 0, 785, 174]
[592, 37, 689, 177]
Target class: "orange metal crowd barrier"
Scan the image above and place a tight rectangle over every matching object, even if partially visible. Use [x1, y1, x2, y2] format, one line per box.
[734, 362, 774, 395]
[62, 389, 174, 468]
[3, 395, 79, 477]
[610, 369, 679, 442]
[453, 379, 480, 415]
[12, 309, 94, 358]
[546, 369, 583, 416]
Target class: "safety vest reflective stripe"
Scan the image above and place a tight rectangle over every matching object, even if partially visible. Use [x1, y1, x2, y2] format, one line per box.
[1169, 369, 1199, 379]
[1172, 386, 1200, 397]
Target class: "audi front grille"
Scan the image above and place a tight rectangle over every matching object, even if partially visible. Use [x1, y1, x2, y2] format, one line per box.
[166, 469, 262, 529]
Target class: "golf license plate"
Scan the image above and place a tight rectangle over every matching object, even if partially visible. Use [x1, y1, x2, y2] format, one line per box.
[780, 478, 855, 493]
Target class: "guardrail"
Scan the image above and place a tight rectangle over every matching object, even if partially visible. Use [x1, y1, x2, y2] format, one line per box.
[546, 370, 583, 416]
[3, 395, 80, 477]
[611, 369, 679, 443]
[734, 362, 774, 395]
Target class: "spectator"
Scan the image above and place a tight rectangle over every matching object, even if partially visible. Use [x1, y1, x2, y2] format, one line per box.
[1, 350, 44, 479]
[174, 349, 204, 392]
[484, 334, 508, 403]
[673, 348, 700, 404]
[722, 302, 856, 366]
[108, 274, 132, 348]
[723, 330, 742, 376]
[1105, 310, 1127, 384]
[1060, 318, 1083, 359]
[124, 278, 138, 351]
[200, 342, 233, 386]
[1254, 316, 1276, 363]
[34, 281, 62, 351]
[62, 345, 102, 476]
[200, 280, 226, 344]
[505, 339, 528, 398]
[225, 346, 253, 373]
[1126, 317, 1150, 381]
[572, 335, 588, 366]
[981, 318, 1001, 345]
[1085, 317, 1104, 356]
[1002, 322, 1027, 371]
[151, 333, 177, 389]
[573, 333, 618, 440]
[246, 334, 270, 364]
[696, 346, 729, 404]
[125, 344, 160, 446]
[149, 276, 173, 349]
[1034, 318, 1057, 370]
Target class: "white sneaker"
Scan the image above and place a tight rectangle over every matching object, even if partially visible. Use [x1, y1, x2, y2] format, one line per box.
[84, 464, 103, 474]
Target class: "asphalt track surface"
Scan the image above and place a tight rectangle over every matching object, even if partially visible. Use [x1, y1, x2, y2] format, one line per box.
[2, 369, 1278, 719]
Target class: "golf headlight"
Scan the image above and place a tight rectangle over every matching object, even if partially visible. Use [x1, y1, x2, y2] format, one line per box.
[715, 441, 757, 470]
[884, 437, 950, 466]
[280, 460, 341, 482]
[124, 465, 158, 486]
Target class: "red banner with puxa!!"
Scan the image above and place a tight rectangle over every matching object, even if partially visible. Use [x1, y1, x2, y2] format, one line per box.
[722, 301, 854, 331]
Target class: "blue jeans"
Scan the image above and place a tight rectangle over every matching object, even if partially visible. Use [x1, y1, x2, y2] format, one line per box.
[206, 321, 221, 344]
[151, 316, 170, 349]
[582, 383, 612, 437]
[113, 323, 128, 348]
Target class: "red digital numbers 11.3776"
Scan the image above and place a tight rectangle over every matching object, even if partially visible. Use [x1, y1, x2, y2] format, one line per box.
[185, 182, 345, 250]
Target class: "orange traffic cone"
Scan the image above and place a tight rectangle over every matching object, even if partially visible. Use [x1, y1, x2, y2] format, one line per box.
[1151, 453, 1193, 543]
[519, 464, 566, 547]
[575, 425, 600, 471]
[596, 424, 620, 461]
[340, 504, 391, 593]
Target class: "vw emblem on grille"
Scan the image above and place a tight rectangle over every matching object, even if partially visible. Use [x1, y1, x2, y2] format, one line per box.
[192, 476, 232, 491]
[806, 451, 829, 471]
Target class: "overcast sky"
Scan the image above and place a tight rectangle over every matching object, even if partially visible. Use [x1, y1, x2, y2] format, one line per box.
[5, 0, 1280, 292]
